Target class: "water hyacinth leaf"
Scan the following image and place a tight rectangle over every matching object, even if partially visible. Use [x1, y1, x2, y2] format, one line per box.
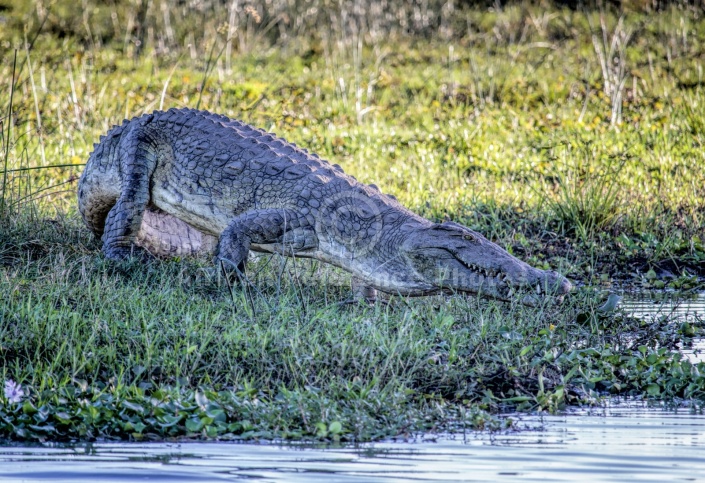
[206, 408, 226, 422]
[185, 417, 204, 432]
[34, 408, 50, 423]
[54, 412, 72, 422]
[158, 415, 182, 428]
[73, 379, 88, 392]
[195, 392, 209, 408]
[22, 402, 37, 414]
[328, 421, 343, 434]
[315, 422, 328, 437]
[121, 401, 145, 414]
[84, 405, 100, 421]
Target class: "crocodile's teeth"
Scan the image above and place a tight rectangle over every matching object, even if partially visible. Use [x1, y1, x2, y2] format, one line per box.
[535, 283, 541, 295]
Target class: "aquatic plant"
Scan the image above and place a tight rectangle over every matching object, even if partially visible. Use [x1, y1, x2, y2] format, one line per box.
[3, 380, 24, 404]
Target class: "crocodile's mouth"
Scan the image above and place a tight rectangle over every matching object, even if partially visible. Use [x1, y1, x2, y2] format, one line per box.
[453, 257, 568, 304]
[454, 258, 511, 285]
[438, 258, 516, 301]
[455, 258, 560, 299]
[383, 220, 571, 304]
[398, 244, 570, 305]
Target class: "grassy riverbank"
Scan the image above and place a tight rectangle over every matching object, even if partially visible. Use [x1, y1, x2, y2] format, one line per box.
[1, 2, 704, 441]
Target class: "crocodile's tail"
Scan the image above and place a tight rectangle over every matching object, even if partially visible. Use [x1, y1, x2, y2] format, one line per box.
[77, 151, 121, 238]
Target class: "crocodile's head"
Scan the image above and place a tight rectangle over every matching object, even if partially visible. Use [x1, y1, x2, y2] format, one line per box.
[393, 221, 572, 305]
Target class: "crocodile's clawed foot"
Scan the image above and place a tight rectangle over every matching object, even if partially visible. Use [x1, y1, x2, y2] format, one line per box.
[214, 257, 249, 287]
[99, 245, 158, 279]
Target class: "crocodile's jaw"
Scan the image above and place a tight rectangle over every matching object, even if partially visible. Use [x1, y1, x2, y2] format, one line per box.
[397, 221, 572, 304]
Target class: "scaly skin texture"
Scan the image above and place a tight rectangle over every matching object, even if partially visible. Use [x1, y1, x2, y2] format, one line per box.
[78, 108, 571, 304]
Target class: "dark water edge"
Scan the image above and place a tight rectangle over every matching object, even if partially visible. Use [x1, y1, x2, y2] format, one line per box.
[0, 293, 703, 482]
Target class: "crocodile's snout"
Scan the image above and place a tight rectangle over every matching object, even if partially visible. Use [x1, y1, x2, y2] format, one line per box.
[518, 268, 573, 306]
[548, 270, 573, 295]
[400, 221, 571, 304]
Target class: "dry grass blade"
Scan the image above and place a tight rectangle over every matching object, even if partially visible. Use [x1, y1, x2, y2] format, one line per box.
[590, 14, 633, 126]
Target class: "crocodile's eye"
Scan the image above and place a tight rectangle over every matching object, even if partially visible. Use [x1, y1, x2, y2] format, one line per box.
[463, 234, 475, 241]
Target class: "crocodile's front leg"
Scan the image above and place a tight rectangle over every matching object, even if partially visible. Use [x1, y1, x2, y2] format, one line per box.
[102, 125, 158, 260]
[216, 208, 317, 275]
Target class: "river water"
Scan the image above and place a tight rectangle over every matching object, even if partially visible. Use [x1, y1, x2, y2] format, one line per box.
[1, 293, 703, 482]
[621, 291, 705, 363]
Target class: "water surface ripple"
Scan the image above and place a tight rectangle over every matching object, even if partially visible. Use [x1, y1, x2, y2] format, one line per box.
[1, 405, 705, 482]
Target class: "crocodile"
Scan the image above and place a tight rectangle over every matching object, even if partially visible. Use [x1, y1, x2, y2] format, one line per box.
[78, 108, 571, 304]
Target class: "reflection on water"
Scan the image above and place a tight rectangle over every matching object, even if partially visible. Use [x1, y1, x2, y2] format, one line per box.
[1, 403, 704, 482]
[0, 293, 703, 482]
[621, 291, 705, 363]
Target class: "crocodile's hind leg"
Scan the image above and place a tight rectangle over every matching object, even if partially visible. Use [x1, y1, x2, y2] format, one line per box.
[101, 126, 158, 260]
[136, 208, 218, 257]
[216, 208, 317, 276]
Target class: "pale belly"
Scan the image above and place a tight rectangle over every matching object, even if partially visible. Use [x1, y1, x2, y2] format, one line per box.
[151, 186, 232, 236]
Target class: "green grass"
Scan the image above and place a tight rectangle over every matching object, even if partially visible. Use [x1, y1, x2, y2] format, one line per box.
[1, 212, 703, 441]
[1, 2, 705, 442]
